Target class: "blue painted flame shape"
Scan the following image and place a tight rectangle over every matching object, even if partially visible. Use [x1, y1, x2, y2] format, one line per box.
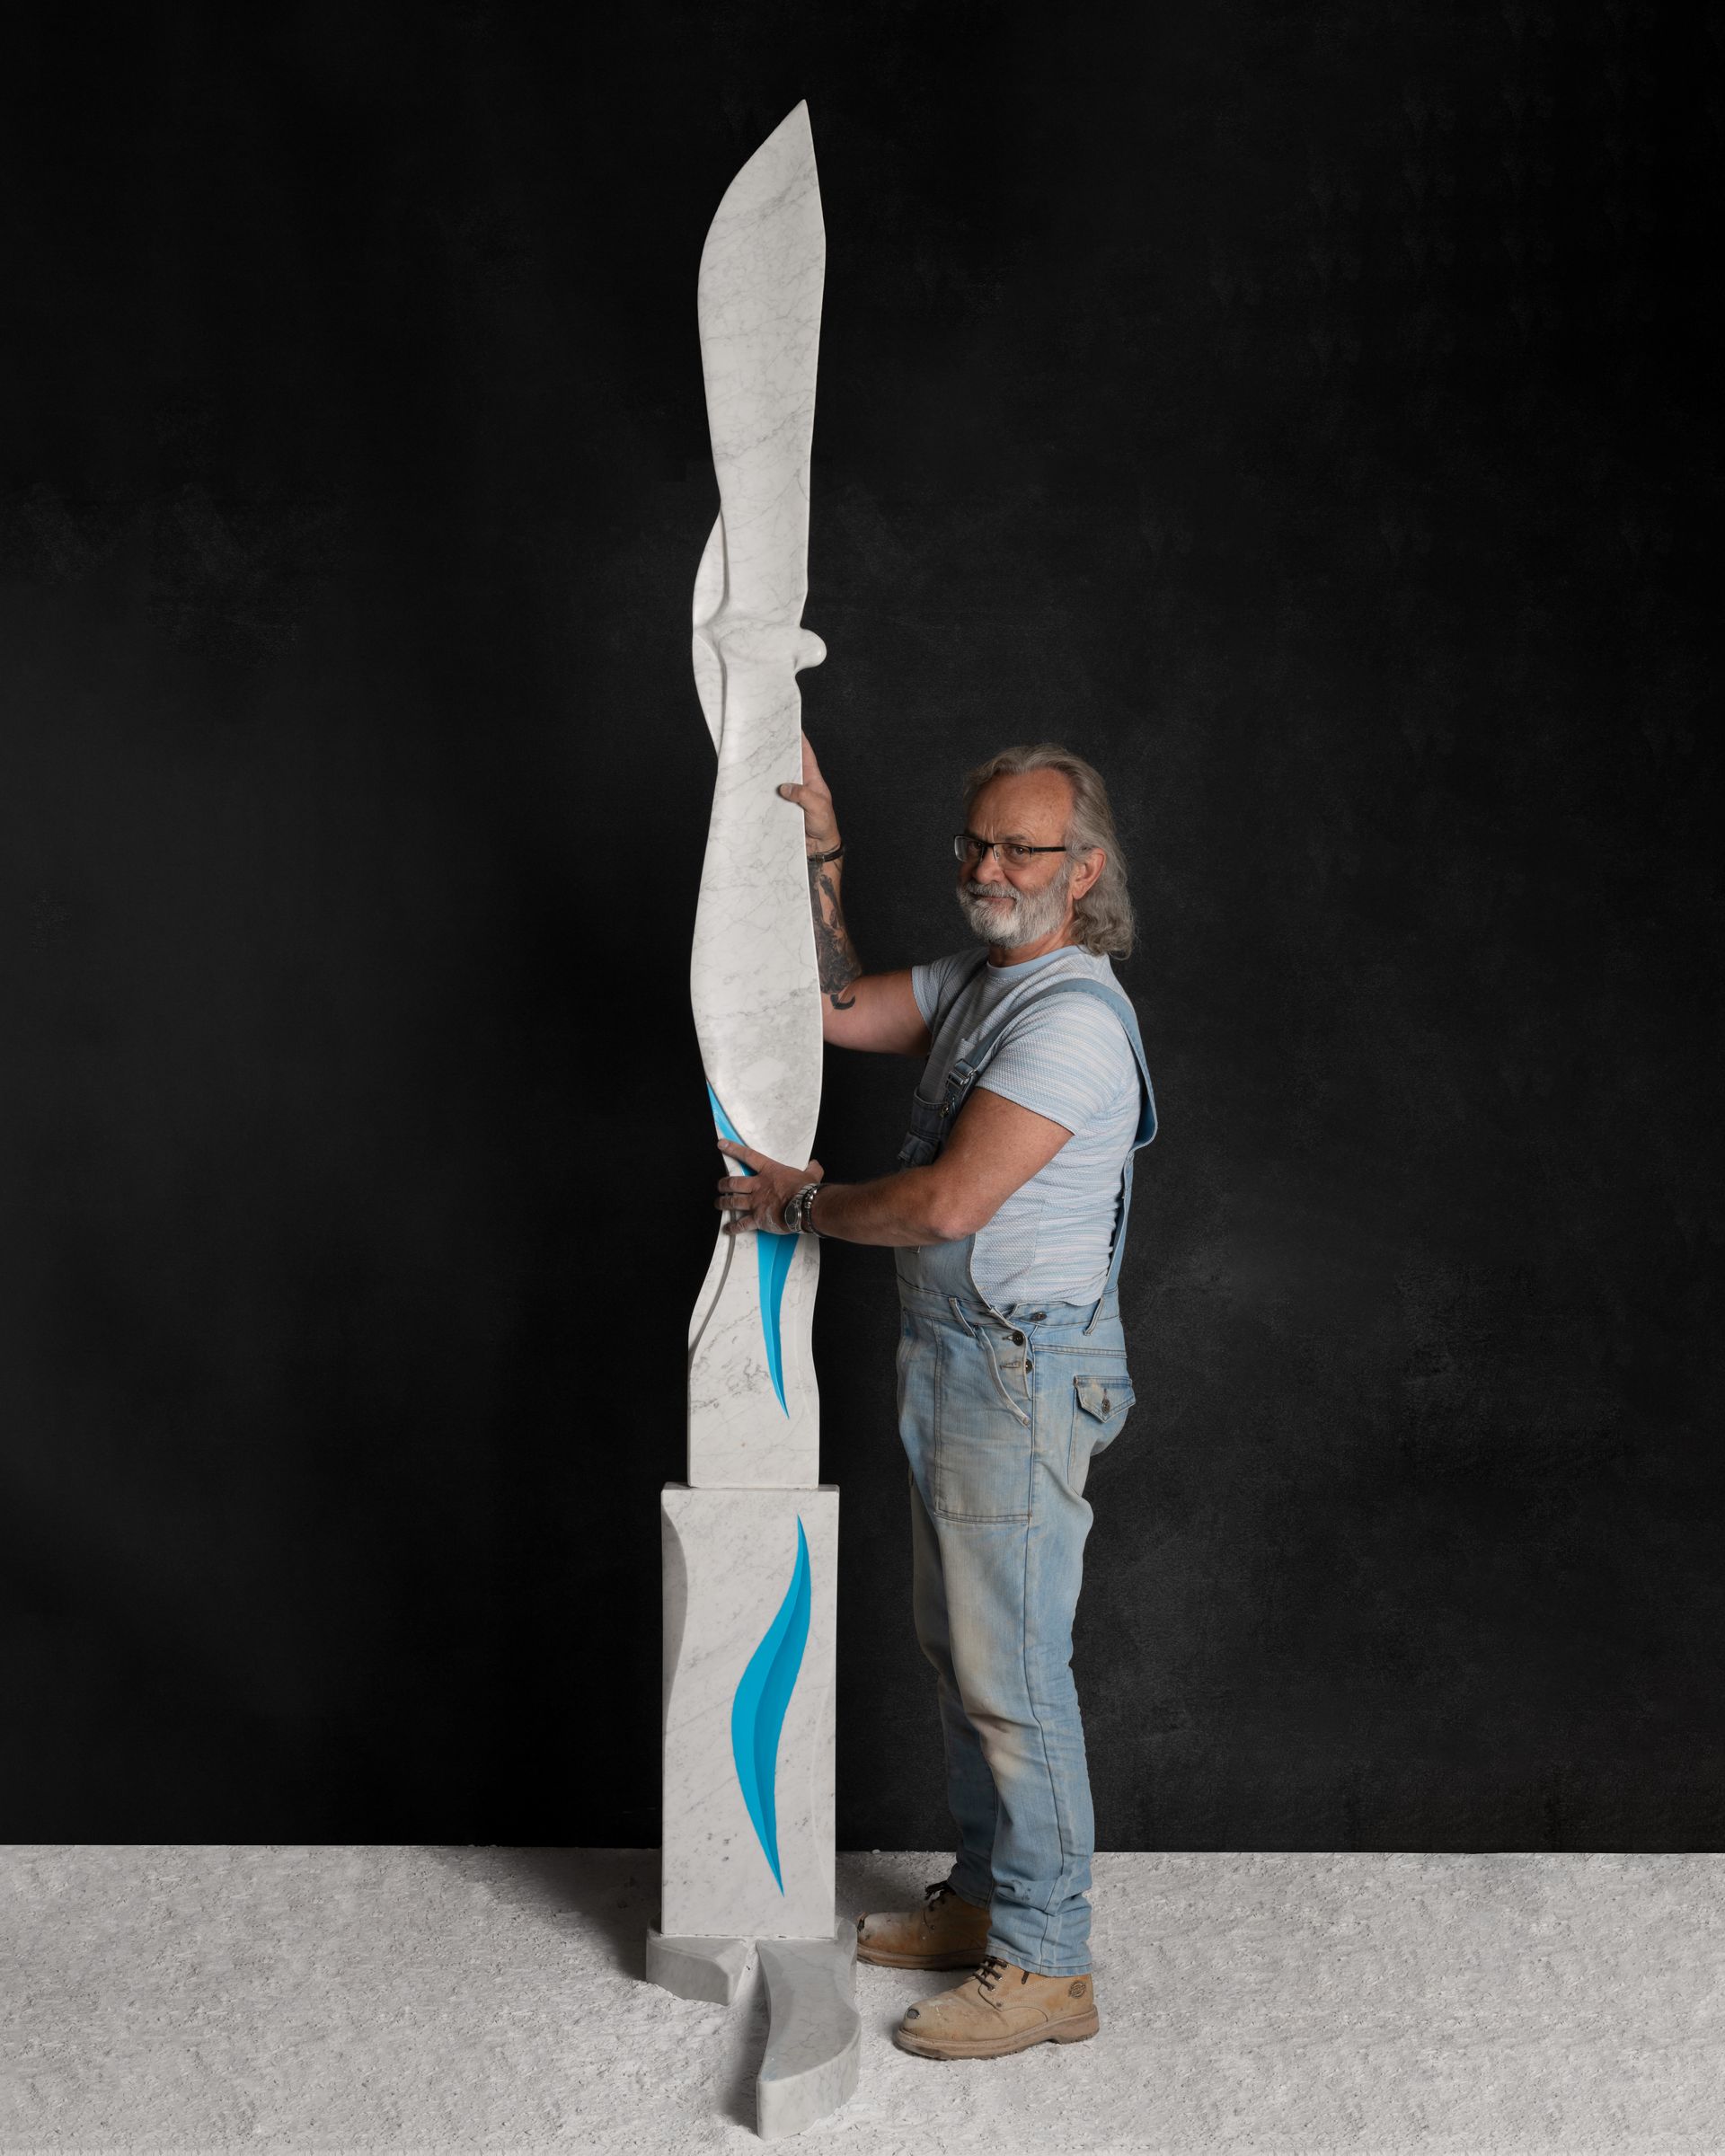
[707, 1081, 793, 1416]
[730, 1516, 811, 1892]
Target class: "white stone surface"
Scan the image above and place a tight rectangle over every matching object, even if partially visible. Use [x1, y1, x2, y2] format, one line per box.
[661, 1484, 837, 1943]
[691, 511, 727, 751]
[665, 104, 839, 2130]
[6, 1846, 1721, 2152]
[756, 1920, 861, 2140]
[686, 101, 827, 1491]
[686, 1224, 820, 1489]
[647, 1926, 757, 2007]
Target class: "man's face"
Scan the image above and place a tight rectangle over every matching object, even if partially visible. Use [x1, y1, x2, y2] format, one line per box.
[955, 770, 1081, 949]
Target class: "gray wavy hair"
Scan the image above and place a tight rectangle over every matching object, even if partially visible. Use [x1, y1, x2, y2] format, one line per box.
[962, 741, 1136, 959]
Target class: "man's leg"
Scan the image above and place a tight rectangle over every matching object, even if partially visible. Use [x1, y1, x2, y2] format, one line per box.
[931, 1473, 1098, 1978]
[907, 1296, 1111, 1983]
[907, 1464, 999, 1911]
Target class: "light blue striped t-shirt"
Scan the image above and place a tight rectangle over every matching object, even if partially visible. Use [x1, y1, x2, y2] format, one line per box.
[908, 943, 1143, 1308]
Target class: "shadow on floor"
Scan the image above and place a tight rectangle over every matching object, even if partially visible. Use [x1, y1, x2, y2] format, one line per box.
[838, 1849, 953, 1926]
[424, 1847, 943, 1952]
[420, 1846, 655, 1977]
[431, 1846, 786, 2133]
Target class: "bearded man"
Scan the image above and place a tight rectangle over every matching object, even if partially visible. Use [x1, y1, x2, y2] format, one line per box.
[712, 734, 1156, 2062]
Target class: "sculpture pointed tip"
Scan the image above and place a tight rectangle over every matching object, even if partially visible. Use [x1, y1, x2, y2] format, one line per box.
[769, 99, 814, 155]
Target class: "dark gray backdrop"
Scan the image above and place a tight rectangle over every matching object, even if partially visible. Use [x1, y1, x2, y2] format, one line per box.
[3, 2, 1719, 1847]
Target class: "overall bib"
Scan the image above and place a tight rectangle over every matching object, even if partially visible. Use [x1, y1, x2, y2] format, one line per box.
[891, 948, 1156, 1975]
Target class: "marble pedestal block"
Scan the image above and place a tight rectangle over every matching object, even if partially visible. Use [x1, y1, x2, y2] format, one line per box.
[660, 1484, 837, 1942]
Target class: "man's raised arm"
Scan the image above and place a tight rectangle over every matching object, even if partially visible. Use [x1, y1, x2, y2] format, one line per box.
[779, 731, 930, 1056]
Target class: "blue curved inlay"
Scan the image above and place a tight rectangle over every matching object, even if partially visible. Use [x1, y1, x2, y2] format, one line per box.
[730, 1516, 811, 1892]
[707, 1081, 744, 1153]
[756, 1233, 796, 1411]
[706, 1081, 793, 1417]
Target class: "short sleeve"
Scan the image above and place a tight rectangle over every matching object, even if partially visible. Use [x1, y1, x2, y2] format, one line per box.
[910, 950, 979, 1029]
[975, 992, 1137, 1136]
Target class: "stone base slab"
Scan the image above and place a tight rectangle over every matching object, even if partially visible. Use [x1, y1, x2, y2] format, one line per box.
[644, 1926, 756, 2006]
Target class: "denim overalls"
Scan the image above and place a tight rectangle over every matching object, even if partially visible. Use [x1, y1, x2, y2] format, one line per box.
[891, 948, 1156, 1976]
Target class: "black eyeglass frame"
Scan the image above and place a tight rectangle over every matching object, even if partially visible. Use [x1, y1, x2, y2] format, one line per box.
[952, 831, 1072, 867]
[949, 827, 1069, 862]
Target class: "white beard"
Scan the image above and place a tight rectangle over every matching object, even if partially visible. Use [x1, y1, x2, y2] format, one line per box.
[958, 859, 1074, 951]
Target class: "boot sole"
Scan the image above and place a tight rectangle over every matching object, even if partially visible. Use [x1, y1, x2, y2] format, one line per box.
[855, 1942, 992, 1970]
[894, 2006, 1101, 2059]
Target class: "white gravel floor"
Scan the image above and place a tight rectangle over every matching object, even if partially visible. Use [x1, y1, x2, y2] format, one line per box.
[1, 1845, 1720, 2153]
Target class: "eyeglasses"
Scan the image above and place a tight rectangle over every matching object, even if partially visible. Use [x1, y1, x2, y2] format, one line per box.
[953, 832, 1069, 868]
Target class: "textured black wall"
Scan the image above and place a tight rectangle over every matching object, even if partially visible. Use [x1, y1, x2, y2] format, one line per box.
[3, 2, 1718, 1847]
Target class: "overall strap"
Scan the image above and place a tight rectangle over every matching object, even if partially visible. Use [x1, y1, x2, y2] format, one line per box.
[1013, 979, 1156, 1330]
[1085, 1151, 1137, 1330]
[951, 974, 1157, 1152]
[901, 968, 1158, 1322]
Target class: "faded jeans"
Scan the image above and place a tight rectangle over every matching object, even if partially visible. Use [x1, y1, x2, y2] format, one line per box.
[895, 1277, 1137, 1976]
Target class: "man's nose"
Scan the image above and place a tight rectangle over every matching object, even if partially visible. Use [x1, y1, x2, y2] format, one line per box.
[972, 848, 1008, 884]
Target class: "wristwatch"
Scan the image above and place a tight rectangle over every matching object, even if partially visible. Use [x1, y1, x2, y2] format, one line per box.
[782, 1180, 823, 1235]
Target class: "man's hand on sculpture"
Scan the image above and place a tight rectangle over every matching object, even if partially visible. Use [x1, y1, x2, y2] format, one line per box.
[777, 729, 840, 856]
[716, 1136, 825, 1234]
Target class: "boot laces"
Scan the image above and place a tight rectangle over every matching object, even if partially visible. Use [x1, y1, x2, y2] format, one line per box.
[976, 1953, 1008, 1993]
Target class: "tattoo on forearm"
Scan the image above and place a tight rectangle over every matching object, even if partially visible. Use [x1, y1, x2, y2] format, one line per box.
[809, 857, 860, 1009]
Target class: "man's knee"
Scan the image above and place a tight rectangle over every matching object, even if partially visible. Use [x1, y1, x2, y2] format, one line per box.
[956, 1693, 1044, 1779]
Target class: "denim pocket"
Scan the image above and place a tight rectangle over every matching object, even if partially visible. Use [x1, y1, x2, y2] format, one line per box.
[932, 1327, 1035, 1523]
[1068, 1371, 1136, 1497]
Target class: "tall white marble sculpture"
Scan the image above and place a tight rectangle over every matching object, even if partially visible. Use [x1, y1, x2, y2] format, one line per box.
[646, 103, 859, 2143]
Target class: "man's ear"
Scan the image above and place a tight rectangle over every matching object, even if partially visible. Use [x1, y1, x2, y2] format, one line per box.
[1072, 847, 1105, 899]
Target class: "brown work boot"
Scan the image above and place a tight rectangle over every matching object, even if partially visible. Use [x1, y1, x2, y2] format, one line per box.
[855, 1878, 993, 1969]
[894, 1954, 1101, 2060]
